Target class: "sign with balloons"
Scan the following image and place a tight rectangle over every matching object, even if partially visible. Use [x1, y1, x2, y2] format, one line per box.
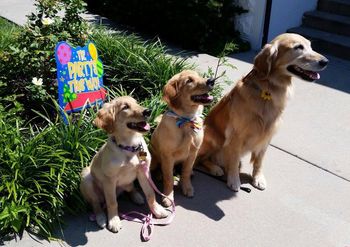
[55, 41, 106, 115]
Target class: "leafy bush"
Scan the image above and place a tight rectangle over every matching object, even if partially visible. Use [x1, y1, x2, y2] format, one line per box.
[0, 10, 191, 119]
[92, 28, 190, 101]
[86, 0, 250, 55]
[0, 99, 106, 239]
[0, 0, 89, 119]
[0, 18, 19, 52]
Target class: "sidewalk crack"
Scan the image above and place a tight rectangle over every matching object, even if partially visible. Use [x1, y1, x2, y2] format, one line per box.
[270, 144, 350, 183]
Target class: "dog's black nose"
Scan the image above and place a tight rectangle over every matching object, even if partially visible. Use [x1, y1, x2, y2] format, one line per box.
[319, 58, 329, 67]
[142, 109, 151, 117]
[206, 78, 215, 88]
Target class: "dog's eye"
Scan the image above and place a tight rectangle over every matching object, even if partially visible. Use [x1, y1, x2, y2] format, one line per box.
[186, 78, 193, 84]
[122, 104, 129, 111]
[294, 44, 304, 50]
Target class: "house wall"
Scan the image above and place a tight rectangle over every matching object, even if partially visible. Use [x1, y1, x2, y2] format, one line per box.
[235, 0, 266, 50]
[267, 0, 318, 42]
[235, 0, 318, 50]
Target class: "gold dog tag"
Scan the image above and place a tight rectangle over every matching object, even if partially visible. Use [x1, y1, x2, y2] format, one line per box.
[261, 90, 272, 101]
[138, 151, 147, 162]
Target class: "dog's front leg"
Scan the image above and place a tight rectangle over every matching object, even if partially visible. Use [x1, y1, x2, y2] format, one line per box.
[103, 179, 122, 233]
[251, 146, 268, 190]
[137, 168, 168, 218]
[223, 146, 241, 192]
[160, 155, 175, 207]
[197, 136, 224, 176]
[181, 147, 197, 198]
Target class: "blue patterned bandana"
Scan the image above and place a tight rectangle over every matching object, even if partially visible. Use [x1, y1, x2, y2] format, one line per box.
[165, 110, 203, 133]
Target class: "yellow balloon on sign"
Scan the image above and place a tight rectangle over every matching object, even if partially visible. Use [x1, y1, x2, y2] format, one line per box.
[88, 43, 98, 61]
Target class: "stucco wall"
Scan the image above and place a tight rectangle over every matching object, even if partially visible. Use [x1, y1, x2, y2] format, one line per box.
[235, 0, 318, 50]
[267, 0, 318, 41]
[235, 0, 266, 50]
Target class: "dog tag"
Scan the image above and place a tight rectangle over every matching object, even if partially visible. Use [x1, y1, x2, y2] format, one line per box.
[138, 151, 147, 161]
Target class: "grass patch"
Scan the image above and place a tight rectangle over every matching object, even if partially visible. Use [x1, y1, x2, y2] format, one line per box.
[0, 100, 106, 239]
[91, 28, 191, 101]
[0, 18, 20, 51]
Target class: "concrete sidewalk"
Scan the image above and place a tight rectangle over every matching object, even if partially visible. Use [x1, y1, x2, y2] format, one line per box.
[2, 1, 350, 246]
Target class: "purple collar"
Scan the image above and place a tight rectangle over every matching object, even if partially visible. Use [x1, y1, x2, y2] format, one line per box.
[111, 137, 142, 153]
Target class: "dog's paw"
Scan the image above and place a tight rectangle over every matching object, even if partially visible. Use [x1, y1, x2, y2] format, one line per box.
[209, 165, 224, 176]
[130, 190, 145, 205]
[227, 175, 241, 192]
[252, 174, 267, 190]
[95, 213, 107, 228]
[162, 195, 174, 208]
[108, 216, 122, 233]
[152, 203, 169, 218]
[181, 182, 194, 198]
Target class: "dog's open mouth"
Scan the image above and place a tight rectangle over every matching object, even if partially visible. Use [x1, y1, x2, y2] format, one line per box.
[127, 121, 150, 132]
[191, 93, 214, 104]
[287, 65, 320, 82]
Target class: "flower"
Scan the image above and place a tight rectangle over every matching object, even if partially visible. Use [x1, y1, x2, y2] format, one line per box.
[41, 17, 54, 26]
[32, 77, 43, 86]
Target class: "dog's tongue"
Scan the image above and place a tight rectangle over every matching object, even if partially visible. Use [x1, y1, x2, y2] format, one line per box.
[137, 122, 150, 131]
[204, 95, 214, 101]
[307, 70, 320, 80]
[198, 94, 213, 101]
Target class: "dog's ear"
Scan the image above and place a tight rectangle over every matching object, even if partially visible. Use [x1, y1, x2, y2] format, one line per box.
[254, 44, 278, 78]
[163, 74, 181, 108]
[93, 103, 115, 134]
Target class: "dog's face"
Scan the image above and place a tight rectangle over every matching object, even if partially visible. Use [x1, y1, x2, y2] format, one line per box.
[254, 33, 328, 82]
[163, 70, 214, 110]
[94, 96, 151, 134]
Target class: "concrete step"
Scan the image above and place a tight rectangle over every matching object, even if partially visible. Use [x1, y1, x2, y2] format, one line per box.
[303, 10, 350, 36]
[288, 26, 350, 60]
[318, 0, 350, 17]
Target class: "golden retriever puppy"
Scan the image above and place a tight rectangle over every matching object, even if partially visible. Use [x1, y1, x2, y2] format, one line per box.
[80, 96, 167, 233]
[151, 70, 215, 206]
[197, 33, 328, 191]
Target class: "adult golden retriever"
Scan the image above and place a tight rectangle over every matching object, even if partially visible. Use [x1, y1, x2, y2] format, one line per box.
[151, 70, 215, 206]
[80, 96, 167, 233]
[197, 33, 328, 191]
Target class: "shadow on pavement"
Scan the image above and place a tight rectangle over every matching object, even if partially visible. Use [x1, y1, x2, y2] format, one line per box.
[54, 213, 100, 246]
[175, 171, 252, 221]
[55, 194, 153, 246]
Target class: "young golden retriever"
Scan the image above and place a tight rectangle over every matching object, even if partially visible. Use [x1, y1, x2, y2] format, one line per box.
[80, 96, 167, 233]
[151, 70, 215, 206]
[197, 33, 328, 192]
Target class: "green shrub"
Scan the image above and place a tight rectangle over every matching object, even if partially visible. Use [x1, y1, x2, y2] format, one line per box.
[0, 0, 89, 119]
[86, 0, 250, 55]
[0, 18, 20, 52]
[92, 28, 190, 101]
[0, 11, 190, 120]
[0, 99, 106, 239]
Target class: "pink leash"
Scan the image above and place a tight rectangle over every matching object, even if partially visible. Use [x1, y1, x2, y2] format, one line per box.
[90, 161, 175, 242]
[120, 161, 175, 241]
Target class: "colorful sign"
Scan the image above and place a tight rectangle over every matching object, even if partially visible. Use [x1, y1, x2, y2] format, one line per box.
[55, 41, 106, 114]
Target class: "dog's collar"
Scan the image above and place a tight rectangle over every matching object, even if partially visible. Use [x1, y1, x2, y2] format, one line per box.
[111, 137, 142, 153]
[165, 109, 203, 133]
[243, 70, 272, 101]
